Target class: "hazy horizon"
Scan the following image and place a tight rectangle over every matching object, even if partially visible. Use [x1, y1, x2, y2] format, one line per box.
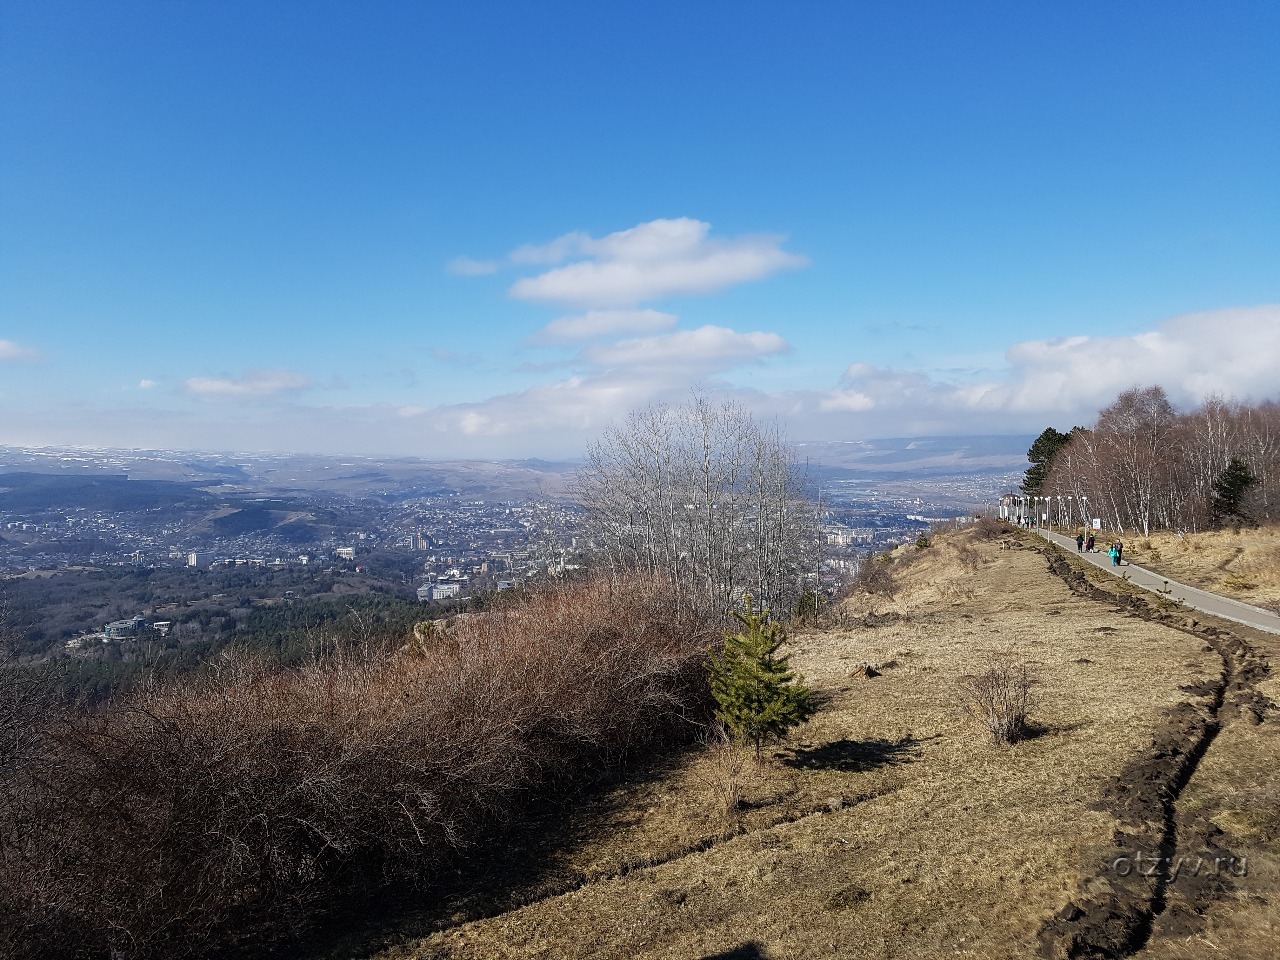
[0, 432, 1035, 473]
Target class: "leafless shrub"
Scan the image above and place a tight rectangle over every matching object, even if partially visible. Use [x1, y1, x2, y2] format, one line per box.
[0, 575, 714, 959]
[575, 393, 818, 620]
[958, 654, 1037, 745]
[849, 556, 896, 599]
[696, 724, 752, 818]
[968, 516, 1009, 541]
[951, 541, 981, 571]
[0, 639, 54, 798]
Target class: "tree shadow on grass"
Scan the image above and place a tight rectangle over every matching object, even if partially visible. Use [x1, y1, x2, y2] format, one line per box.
[702, 943, 771, 960]
[781, 735, 931, 772]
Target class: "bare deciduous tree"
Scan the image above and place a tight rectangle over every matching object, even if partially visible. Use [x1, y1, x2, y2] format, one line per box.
[575, 395, 818, 618]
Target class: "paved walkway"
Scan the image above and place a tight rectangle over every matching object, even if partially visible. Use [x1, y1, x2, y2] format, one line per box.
[1032, 528, 1280, 636]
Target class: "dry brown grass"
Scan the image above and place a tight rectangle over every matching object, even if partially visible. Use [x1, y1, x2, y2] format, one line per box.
[376, 532, 1240, 960]
[1138, 720, 1280, 959]
[1122, 524, 1280, 611]
[694, 725, 756, 818]
[0, 575, 713, 960]
[1133, 619, 1280, 959]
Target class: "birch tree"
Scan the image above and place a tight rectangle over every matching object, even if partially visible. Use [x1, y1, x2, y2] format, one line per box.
[1042, 387, 1280, 533]
[575, 395, 818, 619]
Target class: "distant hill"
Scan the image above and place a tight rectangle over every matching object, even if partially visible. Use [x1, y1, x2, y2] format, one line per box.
[0, 472, 213, 513]
[0, 447, 580, 502]
[0, 438, 1031, 505]
[795, 435, 1033, 476]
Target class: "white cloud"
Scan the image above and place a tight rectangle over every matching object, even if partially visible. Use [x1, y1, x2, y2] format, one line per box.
[581, 325, 790, 371]
[531, 308, 679, 344]
[446, 256, 498, 276]
[509, 218, 807, 307]
[138, 379, 159, 389]
[386, 324, 792, 451]
[410, 373, 683, 443]
[987, 304, 1280, 415]
[0, 339, 41, 363]
[585, 218, 709, 262]
[184, 369, 310, 400]
[15, 305, 1272, 462]
[510, 232, 592, 265]
[787, 303, 1280, 436]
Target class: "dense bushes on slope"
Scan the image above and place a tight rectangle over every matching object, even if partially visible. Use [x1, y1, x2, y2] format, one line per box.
[0, 575, 713, 959]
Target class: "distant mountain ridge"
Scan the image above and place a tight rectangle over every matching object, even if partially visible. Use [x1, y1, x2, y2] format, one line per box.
[0, 436, 1031, 503]
[797, 435, 1033, 475]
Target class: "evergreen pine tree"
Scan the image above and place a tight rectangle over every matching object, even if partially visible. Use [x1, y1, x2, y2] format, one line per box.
[1021, 427, 1073, 495]
[709, 597, 814, 760]
[1212, 457, 1259, 523]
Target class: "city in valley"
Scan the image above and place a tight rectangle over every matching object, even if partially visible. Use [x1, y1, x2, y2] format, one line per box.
[0, 438, 1024, 680]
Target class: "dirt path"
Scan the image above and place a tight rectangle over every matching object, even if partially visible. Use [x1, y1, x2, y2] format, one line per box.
[347, 531, 1280, 960]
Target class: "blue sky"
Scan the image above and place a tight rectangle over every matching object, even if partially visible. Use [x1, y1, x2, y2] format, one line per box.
[2, 0, 1278, 458]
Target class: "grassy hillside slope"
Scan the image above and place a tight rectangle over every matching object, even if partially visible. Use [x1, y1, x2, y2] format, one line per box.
[363, 528, 1279, 960]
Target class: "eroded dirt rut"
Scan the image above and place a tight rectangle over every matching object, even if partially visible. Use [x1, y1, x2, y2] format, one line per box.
[1035, 544, 1274, 959]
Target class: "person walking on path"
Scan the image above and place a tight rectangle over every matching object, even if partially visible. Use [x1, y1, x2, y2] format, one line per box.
[1086, 533, 1096, 553]
[1109, 542, 1119, 566]
[1115, 540, 1124, 565]
[1076, 532, 1085, 552]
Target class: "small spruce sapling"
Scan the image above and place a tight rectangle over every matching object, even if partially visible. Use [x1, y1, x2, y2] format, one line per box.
[793, 589, 822, 624]
[709, 596, 814, 760]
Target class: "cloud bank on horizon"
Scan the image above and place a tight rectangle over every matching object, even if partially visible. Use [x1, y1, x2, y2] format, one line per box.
[817, 304, 1280, 428]
[393, 220, 1280, 452]
[2, 212, 1276, 459]
[406, 266, 1280, 450]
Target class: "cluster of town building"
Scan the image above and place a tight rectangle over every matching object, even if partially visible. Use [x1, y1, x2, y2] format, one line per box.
[3, 478, 1002, 653]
